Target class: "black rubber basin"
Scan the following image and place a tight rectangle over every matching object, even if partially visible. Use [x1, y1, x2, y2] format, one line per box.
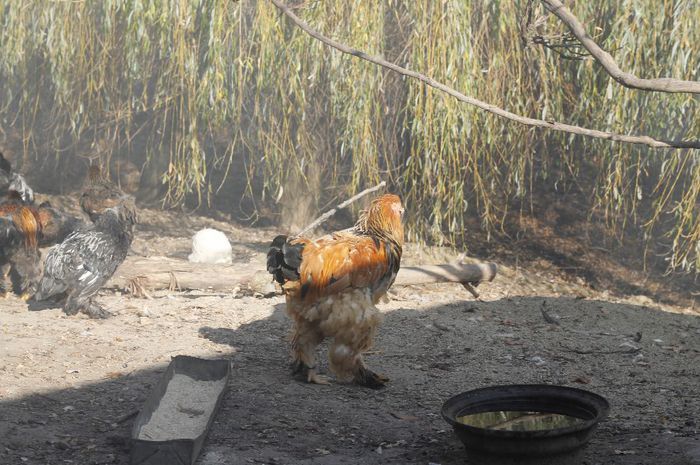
[441, 384, 609, 457]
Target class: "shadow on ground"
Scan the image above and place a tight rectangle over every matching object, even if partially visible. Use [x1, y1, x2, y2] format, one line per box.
[1, 297, 698, 465]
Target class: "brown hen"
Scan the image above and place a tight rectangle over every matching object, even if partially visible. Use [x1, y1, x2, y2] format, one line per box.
[80, 165, 124, 222]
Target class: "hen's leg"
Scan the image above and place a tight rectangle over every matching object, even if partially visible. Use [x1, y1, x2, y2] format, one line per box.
[83, 300, 111, 319]
[9, 249, 41, 300]
[290, 319, 328, 385]
[64, 291, 111, 319]
[76, 277, 111, 318]
[62, 293, 82, 316]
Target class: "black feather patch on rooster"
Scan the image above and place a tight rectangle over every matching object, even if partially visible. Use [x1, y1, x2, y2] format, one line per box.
[9, 174, 34, 204]
[267, 234, 305, 284]
[0, 152, 11, 176]
[0, 152, 34, 204]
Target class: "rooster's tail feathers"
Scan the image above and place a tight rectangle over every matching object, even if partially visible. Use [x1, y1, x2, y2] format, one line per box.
[267, 235, 304, 284]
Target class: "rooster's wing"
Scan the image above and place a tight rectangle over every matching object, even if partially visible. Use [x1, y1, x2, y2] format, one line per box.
[290, 232, 399, 303]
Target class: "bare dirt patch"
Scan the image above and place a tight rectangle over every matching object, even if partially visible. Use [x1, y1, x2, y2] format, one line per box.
[1, 198, 698, 465]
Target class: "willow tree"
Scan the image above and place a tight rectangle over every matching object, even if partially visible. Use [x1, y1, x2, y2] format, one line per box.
[0, 0, 698, 271]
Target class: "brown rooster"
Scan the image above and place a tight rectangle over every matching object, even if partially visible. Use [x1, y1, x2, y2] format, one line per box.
[0, 205, 41, 298]
[0, 198, 82, 246]
[0, 197, 82, 297]
[267, 194, 404, 388]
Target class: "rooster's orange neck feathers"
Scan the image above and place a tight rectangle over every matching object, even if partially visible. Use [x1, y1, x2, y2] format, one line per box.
[355, 194, 404, 246]
[11, 206, 40, 249]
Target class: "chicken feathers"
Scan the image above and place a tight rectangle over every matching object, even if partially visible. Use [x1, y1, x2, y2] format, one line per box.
[0, 198, 82, 298]
[267, 193, 404, 388]
[271, 232, 399, 303]
[34, 197, 137, 318]
[0, 205, 42, 298]
[80, 165, 124, 222]
[35, 201, 83, 247]
[0, 152, 34, 204]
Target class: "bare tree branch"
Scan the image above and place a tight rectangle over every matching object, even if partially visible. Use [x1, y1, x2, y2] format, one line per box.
[521, 0, 590, 61]
[541, 0, 700, 94]
[270, 0, 699, 150]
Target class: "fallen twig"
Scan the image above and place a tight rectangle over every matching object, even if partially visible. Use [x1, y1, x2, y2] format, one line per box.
[560, 343, 641, 355]
[168, 271, 179, 292]
[294, 181, 387, 237]
[34, 392, 62, 404]
[115, 409, 139, 424]
[126, 276, 152, 299]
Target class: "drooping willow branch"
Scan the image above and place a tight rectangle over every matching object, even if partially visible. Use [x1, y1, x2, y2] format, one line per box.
[269, 0, 699, 150]
[541, 0, 700, 94]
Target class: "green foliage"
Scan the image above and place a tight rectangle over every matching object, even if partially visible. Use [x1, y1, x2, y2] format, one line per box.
[0, 0, 698, 271]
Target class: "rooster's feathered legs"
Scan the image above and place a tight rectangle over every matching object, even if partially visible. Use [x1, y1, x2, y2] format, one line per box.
[328, 311, 389, 389]
[328, 340, 389, 389]
[290, 319, 329, 385]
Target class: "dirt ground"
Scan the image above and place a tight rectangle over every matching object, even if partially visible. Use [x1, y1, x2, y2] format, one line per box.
[1, 197, 699, 465]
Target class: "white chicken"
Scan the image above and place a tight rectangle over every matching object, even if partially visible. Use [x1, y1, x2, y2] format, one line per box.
[188, 228, 232, 265]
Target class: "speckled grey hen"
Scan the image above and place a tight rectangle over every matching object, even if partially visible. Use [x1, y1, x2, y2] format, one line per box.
[34, 197, 137, 318]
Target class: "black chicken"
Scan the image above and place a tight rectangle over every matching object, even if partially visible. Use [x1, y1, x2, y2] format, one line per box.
[0, 152, 34, 204]
[33, 197, 137, 318]
[0, 153, 11, 190]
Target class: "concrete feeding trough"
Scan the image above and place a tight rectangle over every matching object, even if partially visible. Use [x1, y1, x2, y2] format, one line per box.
[130, 356, 230, 465]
